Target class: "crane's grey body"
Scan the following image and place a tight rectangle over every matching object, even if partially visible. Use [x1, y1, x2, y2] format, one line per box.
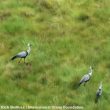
[79, 74, 90, 84]
[79, 66, 93, 86]
[15, 51, 28, 58]
[95, 82, 102, 103]
[11, 43, 31, 63]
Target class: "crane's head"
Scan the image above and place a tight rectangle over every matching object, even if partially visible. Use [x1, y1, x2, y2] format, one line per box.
[89, 66, 93, 70]
[28, 43, 32, 47]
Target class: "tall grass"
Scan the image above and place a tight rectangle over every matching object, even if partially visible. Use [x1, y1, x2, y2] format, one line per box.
[0, 0, 110, 109]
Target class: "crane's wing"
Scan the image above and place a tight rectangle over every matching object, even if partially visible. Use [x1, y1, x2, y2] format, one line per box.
[96, 89, 102, 96]
[17, 51, 27, 57]
[79, 74, 89, 84]
[95, 89, 102, 103]
[11, 51, 27, 60]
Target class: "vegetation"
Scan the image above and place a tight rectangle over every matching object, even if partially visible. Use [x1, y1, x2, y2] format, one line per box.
[0, 0, 110, 109]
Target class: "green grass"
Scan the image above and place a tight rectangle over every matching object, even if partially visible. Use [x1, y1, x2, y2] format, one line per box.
[0, 0, 110, 109]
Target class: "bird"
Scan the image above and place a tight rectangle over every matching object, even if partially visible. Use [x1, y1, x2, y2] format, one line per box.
[11, 43, 32, 63]
[79, 66, 93, 86]
[95, 82, 102, 103]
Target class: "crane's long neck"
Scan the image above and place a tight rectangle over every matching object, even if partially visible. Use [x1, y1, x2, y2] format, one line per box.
[99, 82, 102, 90]
[88, 68, 92, 76]
[27, 46, 31, 54]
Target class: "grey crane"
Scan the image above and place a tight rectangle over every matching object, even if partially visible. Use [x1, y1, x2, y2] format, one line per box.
[11, 43, 31, 63]
[79, 66, 93, 86]
[95, 82, 102, 103]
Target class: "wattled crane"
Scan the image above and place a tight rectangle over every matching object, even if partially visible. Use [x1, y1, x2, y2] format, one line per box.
[79, 66, 93, 86]
[95, 82, 102, 103]
[11, 43, 31, 63]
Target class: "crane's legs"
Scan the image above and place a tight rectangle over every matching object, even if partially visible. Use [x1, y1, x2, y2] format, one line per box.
[18, 58, 21, 63]
[17, 58, 26, 63]
[24, 58, 26, 63]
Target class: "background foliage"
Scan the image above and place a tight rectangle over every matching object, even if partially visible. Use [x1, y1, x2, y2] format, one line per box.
[0, 0, 110, 109]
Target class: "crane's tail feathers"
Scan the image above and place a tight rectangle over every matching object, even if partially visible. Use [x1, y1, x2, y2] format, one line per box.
[11, 55, 17, 60]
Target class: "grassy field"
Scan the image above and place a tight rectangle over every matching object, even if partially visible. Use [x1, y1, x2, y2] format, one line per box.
[0, 0, 110, 109]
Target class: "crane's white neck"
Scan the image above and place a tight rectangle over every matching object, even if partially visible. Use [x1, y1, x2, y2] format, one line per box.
[88, 67, 93, 76]
[27, 46, 31, 54]
[99, 82, 102, 90]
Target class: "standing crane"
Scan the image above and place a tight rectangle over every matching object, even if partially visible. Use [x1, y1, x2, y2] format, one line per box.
[11, 43, 31, 63]
[79, 66, 93, 86]
[95, 82, 102, 103]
